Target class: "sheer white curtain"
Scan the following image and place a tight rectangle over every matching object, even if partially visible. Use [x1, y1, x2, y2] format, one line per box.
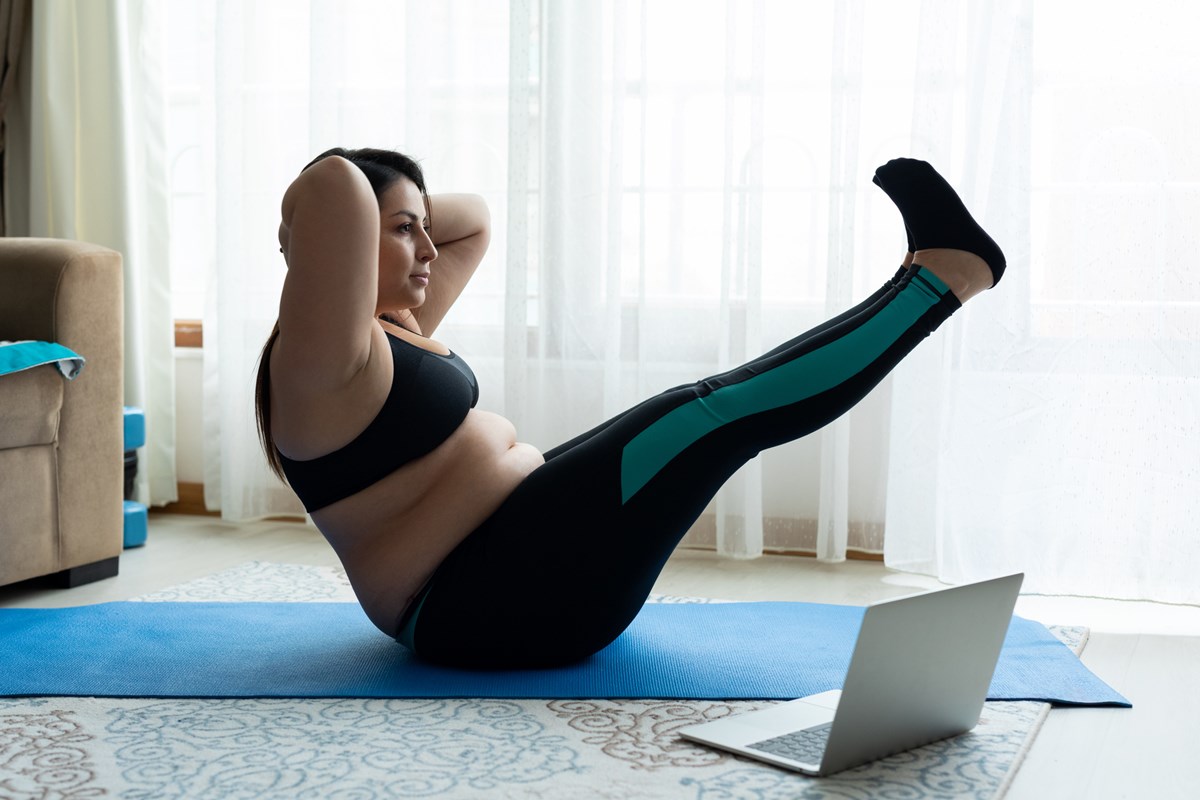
[885, 0, 1200, 604]
[13, 0, 176, 506]
[175, 0, 914, 555]
[170, 0, 1200, 603]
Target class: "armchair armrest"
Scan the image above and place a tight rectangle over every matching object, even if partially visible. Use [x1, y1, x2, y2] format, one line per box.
[0, 238, 124, 585]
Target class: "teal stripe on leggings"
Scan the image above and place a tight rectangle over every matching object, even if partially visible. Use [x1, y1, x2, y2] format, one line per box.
[619, 267, 951, 503]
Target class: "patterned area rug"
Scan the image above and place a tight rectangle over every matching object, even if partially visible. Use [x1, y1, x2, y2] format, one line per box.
[0, 562, 1079, 800]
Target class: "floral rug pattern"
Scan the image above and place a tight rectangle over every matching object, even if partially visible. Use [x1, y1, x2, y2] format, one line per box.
[0, 562, 1078, 799]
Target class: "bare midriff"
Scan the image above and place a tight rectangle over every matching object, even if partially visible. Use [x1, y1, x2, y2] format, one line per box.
[309, 409, 544, 636]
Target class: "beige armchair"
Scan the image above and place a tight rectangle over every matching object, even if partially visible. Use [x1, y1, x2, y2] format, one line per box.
[0, 238, 124, 587]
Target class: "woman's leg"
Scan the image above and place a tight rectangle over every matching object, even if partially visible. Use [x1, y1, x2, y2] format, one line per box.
[540, 264, 913, 463]
[407, 267, 959, 667]
[407, 160, 1002, 669]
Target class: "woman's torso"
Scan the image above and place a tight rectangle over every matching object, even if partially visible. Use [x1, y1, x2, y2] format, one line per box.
[270, 320, 543, 635]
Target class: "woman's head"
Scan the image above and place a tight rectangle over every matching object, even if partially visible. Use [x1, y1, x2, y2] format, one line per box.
[304, 147, 438, 316]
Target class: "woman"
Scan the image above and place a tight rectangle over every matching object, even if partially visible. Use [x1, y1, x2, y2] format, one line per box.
[258, 149, 1003, 669]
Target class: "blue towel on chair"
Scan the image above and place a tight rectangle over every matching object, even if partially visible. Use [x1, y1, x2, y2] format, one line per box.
[0, 340, 85, 379]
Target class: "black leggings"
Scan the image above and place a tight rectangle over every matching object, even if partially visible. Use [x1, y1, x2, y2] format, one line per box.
[402, 265, 960, 668]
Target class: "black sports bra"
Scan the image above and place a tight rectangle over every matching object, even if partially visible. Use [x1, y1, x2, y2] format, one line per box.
[278, 330, 479, 512]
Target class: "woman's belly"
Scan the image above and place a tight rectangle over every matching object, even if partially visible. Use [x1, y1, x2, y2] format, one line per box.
[310, 409, 544, 635]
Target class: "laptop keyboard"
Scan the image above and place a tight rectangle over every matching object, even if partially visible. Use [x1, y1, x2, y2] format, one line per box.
[746, 722, 833, 764]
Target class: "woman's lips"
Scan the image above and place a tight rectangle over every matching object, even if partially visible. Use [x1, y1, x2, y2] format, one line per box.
[411, 274, 430, 286]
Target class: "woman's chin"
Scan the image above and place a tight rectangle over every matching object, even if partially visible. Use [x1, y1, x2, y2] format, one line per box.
[383, 292, 425, 311]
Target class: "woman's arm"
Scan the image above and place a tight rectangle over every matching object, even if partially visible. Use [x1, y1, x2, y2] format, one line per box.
[275, 156, 380, 386]
[406, 193, 491, 336]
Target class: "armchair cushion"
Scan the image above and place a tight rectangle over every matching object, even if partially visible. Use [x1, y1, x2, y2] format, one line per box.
[0, 366, 62, 450]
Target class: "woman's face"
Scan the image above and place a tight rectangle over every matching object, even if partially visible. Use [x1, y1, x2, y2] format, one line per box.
[375, 177, 437, 315]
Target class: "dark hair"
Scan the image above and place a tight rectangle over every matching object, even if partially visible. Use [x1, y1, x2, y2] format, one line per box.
[303, 146, 428, 197]
[255, 148, 428, 482]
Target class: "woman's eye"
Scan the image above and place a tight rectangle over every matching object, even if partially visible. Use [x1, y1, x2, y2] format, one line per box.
[398, 223, 413, 233]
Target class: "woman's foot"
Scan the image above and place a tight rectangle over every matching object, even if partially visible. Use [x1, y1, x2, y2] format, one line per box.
[872, 158, 1006, 299]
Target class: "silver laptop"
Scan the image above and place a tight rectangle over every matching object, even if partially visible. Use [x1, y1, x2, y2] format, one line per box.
[678, 573, 1024, 776]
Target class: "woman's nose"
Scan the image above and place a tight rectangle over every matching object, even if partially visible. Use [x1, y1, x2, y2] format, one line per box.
[419, 233, 438, 263]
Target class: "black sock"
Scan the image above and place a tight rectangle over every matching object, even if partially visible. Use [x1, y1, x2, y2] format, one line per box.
[872, 158, 1006, 287]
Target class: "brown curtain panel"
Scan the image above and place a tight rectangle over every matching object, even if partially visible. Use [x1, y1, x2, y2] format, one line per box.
[0, 0, 29, 236]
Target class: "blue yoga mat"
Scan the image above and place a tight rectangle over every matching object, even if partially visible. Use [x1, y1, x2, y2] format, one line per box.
[0, 601, 1129, 706]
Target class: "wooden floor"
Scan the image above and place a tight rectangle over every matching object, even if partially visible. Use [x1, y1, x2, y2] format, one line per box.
[2, 513, 1197, 799]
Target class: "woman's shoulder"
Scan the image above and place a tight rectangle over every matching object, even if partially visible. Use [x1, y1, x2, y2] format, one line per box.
[269, 321, 395, 460]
